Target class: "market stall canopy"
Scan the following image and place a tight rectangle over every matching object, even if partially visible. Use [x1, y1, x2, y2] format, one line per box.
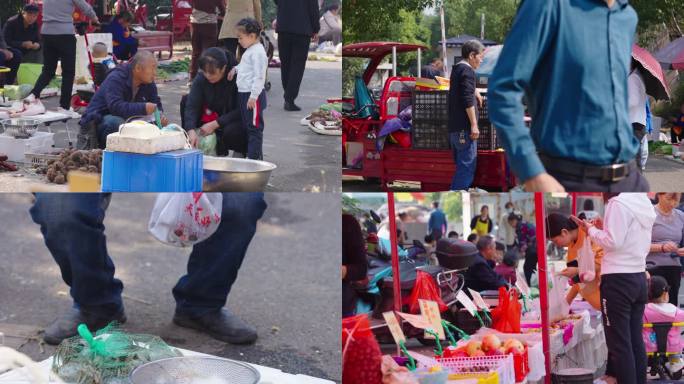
[655, 36, 684, 71]
[632, 44, 670, 101]
[343, 42, 428, 84]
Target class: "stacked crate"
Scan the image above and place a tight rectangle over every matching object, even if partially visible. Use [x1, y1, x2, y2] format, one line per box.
[411, 90, 450, 150]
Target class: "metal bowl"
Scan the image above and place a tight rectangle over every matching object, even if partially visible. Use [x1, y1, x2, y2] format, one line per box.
[203, 156, 276, 192]
[1, 118, 40, 138]
[130, 356, 260, 384]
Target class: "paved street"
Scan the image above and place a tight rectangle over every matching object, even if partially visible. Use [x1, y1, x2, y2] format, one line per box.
[37, 51, 341, 193]
[0, 193, 341, 382]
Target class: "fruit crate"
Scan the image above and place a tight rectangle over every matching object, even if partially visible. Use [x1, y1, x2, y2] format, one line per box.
[411, 119, 450, 150]
[425, 354, 515, 384]
[412, 90, 448, 121]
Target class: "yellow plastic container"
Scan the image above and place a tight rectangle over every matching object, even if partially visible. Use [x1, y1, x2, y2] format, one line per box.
[448, 371, 499, 384]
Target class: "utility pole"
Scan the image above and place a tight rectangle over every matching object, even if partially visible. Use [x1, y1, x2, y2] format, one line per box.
[481, 13, 485, 40]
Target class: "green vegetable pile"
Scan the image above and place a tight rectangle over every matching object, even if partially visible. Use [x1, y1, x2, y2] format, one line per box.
[158, 57, 190, 74]
[649, 141, 673, 155]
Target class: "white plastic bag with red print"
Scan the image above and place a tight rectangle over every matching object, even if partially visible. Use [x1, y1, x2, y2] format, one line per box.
[148, 193, 223, 247]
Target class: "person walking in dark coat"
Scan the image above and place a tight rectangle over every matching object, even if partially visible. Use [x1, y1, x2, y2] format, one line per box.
[274, 0, 320, 111]
[448, 40, 484, 190]
[3, 4, 42, 63]
[182, 48, 246, 156]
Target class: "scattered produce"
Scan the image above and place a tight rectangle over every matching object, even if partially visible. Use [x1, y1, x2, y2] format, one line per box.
[38, 148, 103, 184]
[0, 154, 17, 172]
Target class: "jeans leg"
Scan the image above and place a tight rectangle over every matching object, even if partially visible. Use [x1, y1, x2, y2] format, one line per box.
[97, 115, 125, 148]
[450, 133, 477, 190]
[29, 193, 122, 316]
[173, 193, 267, 317]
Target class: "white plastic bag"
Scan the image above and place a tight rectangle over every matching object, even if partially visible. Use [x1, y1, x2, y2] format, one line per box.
[577, 236, 596, 283]
[548, 265, 570, 322]
[148, 193, 223, 247]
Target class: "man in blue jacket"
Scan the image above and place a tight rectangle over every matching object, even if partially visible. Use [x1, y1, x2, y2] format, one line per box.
[463, 236, 507, 292]
[428, 201, 448, 241]
[77, 51, 169, 149]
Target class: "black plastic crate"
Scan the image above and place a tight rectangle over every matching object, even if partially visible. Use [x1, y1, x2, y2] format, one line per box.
[412, 90, 448, 121]
[477, 123, 498, 150]
[412, 119, 450, 149]
[478, 93, 489, 122]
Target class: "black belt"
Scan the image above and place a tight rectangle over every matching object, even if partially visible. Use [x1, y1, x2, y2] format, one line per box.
[539, 154, 634, 183]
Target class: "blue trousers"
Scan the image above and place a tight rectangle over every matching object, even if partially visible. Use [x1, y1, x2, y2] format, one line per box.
[0, 47, 22, 84]
[29, 193, 267, 317]
[450, 132, 477, 190]
[95, 115, 125, 149]
[238, 91, 267, 160]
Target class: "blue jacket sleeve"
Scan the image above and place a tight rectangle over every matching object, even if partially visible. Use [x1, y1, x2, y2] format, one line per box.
[428, 213, 435, 232]
[103, 74, 147, 118]
[487, 1, 557, 182]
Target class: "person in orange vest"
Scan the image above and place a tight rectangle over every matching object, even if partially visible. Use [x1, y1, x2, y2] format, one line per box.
[546, 212, 603, 310]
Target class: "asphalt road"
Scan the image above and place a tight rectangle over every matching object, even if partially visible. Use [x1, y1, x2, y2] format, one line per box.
[39, 57, 342, 193]
[643, 156, 684, 191]
[0, 193, 341, 382]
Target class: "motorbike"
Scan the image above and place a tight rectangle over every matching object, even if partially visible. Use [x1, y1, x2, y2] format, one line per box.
[355, 234, 480, 345]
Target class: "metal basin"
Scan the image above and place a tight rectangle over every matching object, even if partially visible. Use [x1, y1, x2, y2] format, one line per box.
[130, 356, 260, 384]
[1, 118, 40, 138]
[203, 156, 276, 192]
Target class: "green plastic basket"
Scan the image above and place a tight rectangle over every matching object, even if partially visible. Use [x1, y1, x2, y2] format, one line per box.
[17, 63, 43, 86]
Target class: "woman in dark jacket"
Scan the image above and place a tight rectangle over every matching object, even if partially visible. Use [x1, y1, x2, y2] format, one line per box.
[181, 47, 247, 156]
[342, 213, 367, 317]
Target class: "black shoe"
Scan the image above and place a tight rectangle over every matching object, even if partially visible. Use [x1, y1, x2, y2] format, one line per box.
[173, 308, 258, 345]
[284, 101, 301, 111]
[43, 307, 127, 345]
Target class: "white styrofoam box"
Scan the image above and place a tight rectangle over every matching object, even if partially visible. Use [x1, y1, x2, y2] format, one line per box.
[0, 131, 55, 162]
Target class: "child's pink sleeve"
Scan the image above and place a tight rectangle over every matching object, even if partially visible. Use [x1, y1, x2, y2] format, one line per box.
[675, 309, 684, 322]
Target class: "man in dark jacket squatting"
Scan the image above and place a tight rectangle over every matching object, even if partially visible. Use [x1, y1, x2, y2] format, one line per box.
[77, 51, 169, 149]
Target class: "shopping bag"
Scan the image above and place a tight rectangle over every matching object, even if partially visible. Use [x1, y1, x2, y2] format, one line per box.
[576, 236, 596, 283]
[491, 287, 522, 333]
[342, 314, 383, 384]
[548, 273, 570, 322]
[148, 193, 222, 247]
[405, 271, 448, 314]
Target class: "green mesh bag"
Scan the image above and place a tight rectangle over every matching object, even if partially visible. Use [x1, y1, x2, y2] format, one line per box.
[199, 133, 218, 156]
[51, 323, 182, 384]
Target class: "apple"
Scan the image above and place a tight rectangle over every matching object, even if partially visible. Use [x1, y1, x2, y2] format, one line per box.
[466, 340, 482, 356]
[504, 339, 525, 355]
[472, 350, 486, 357]
[481, 334, 502, 352]
[453, 351, 469, 358]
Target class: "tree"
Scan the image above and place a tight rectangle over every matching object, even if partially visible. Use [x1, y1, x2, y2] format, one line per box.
[343, 0, 432, 44]
[631, 0, 684, 40]
[0, 0, 22, 24]
[442, 0, 521, 44]
[441, 192, 463, 223]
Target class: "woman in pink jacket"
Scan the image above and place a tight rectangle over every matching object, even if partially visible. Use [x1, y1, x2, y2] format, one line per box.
[643, 275, 684, 374]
